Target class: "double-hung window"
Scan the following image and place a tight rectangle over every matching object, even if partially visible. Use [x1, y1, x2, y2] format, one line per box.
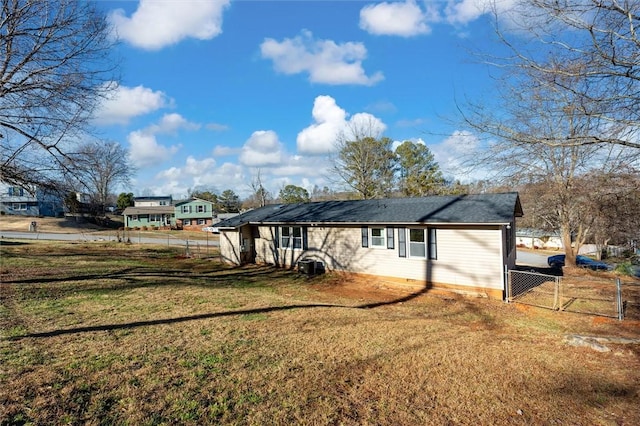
[409, 229, 426, 258]
[197, 219, 206, 225]
[371, 227, 385, 247]
[407, 228, 437, 259]
[280, 226, 303, 249]
[181, 205, 190, 213]
[197, 205, 205, 213]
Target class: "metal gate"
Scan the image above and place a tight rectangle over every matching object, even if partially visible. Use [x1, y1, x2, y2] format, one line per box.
[507, 270, 561, 310]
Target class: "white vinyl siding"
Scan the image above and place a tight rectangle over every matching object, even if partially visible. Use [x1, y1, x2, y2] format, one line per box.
[251, 225, 504, 291]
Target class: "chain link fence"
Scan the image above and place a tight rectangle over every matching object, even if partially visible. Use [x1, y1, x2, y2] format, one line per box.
[507, 270, 640, 320]
[507, 270, 561, 310]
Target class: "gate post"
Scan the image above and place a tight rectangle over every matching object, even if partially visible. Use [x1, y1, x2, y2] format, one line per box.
[616, 278, 623, 321]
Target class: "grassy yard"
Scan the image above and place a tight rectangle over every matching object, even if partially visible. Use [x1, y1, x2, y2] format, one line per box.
[1, 240, 639, 425]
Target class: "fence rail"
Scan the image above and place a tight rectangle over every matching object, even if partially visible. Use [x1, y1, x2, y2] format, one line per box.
[507, 270, 640, 321]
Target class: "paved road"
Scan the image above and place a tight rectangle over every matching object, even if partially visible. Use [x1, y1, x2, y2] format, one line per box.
[0, 231, 219, 247]
[516, 250, 549, 267]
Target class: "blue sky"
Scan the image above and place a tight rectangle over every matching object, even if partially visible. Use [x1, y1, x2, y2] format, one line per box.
[93, 0, 515, 199]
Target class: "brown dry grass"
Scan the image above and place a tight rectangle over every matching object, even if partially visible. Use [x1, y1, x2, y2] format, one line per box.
[0, 216, 107, 233]
[1, 240, 639, 425]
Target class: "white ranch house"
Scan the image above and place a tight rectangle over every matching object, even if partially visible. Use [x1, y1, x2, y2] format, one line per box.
[215, 193, 523, 300]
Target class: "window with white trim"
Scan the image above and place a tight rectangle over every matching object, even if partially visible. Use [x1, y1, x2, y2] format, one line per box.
[371, 227, 385, 247]
[150, 214, 161, 222]
[197, 205, 205, 213]
[181, 205, 190, 213]
[281, 226, 303, 249]
[183, 219, 191, 226]
[197, 219, 206, 225]
[12, 203, 27, 210]
[409, 229, 426, 258]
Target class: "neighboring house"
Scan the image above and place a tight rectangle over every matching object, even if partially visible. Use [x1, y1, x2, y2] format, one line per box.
[215, 193, 523, 300]
[122, 195, 176, 228]
[516, 228, 562, 250]
[122, 206, 176, 229]
[175, 198, 215, 231]
[0, 182, 64, 217]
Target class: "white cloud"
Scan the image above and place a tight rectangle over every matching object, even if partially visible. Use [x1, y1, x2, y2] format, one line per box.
[109, 0, 230, 50]
[260, 30, 383, 86]
[444, 0, 518, 26]
[444, 0, 486, 25]
[184, 156, 216, 176]
[431, 130, 482, 178]
[152, 161, 245, 197]
[359, 1, 436, 36]
[126, 113, 198, 167]
[128, 130, 181, 168]
[93, 83, 170, 125]
[147, 113, 200, 134]
[297, 96, 386, 155]
[239, 130, 284, 167]
[213, 145, 239, 156]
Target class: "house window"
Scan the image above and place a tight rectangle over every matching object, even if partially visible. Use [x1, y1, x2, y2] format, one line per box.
[181, 205, 190, 213]
[428, 228, 437, 260]
[197, 205, 205, 213]
[132, 215, 138, 221]
[409, 229, 426, 258]
[150, 214, 161, 222]
[8, 187, 23, 196]
[197, 219, 206, 225]
[183, 219, 191, 226]
[12, 203, 27, 210]
[159, 201, 167, 206]
[281, 226, 303, 249]
[371, 227, 385, 247]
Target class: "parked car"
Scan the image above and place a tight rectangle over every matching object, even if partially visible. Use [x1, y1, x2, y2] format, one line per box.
[547, 254, 611, 270]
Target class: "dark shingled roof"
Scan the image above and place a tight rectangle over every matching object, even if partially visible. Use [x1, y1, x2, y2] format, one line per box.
[216, 193, 522, 229]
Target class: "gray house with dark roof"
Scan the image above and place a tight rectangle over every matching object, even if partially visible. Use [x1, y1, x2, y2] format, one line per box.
[216, 193, 523, 299]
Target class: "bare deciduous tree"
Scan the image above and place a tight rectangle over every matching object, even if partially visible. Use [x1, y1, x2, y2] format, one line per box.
[461, 63, 639, 267]
[67, 140, 133, 213]
[490, 0, 640, 149]
[0, 0, 118, 189]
